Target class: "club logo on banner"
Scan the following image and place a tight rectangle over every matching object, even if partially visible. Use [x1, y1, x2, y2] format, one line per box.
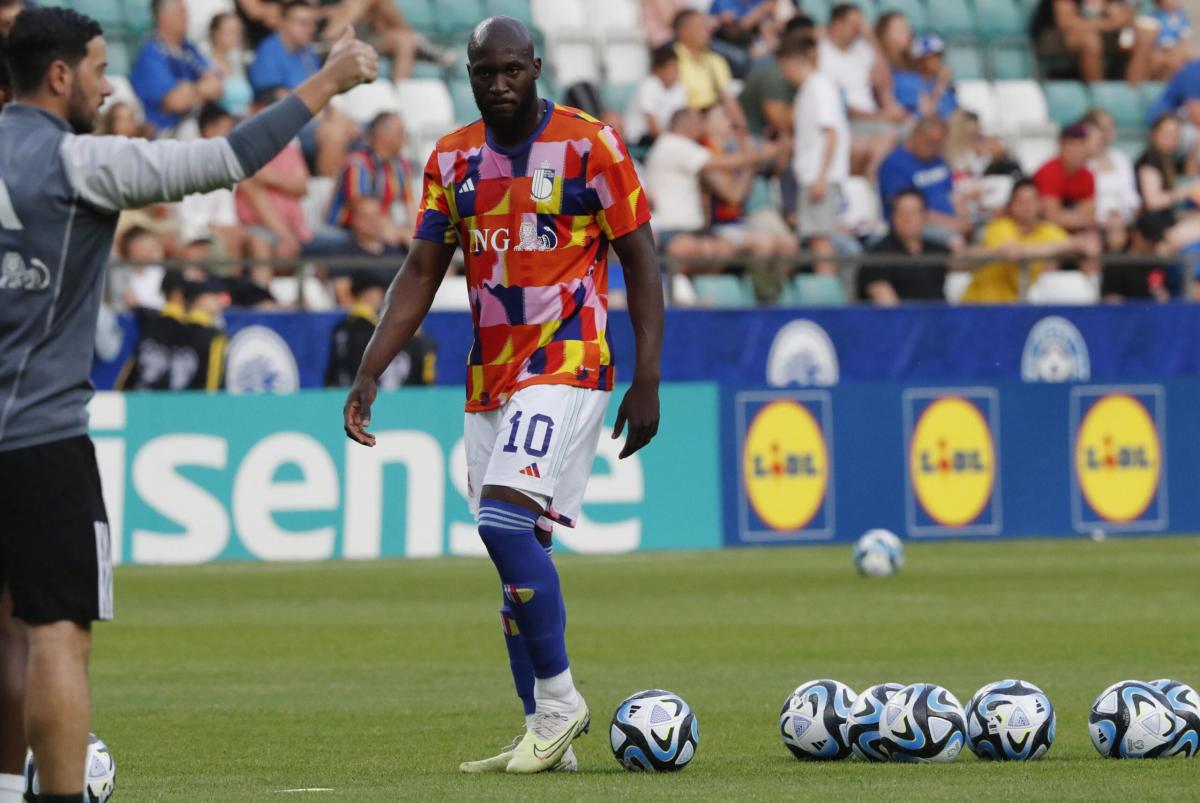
[736, 391, 834, 542]
[903, 389, 1001, 536]
[1071, 386, 1166, 532]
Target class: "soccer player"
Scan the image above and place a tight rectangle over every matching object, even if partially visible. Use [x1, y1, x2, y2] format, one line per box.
[341, 16, 664, 775]
[0, 9, 377, 801]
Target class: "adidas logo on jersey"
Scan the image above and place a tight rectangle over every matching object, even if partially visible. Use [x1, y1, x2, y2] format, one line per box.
[458, 178, 475, 194]
[519, 463, 541, 478]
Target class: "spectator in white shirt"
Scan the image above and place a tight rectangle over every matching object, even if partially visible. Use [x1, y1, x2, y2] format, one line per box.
[780, 34, 850, 273]
[175, 103, 251, 258]
[624, 44, 689, 148]
[1083, 107, 1139, 225]
[818, 2, 902, 178]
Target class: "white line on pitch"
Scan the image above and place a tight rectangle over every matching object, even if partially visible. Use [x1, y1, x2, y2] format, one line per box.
[272, 789, 335, 794]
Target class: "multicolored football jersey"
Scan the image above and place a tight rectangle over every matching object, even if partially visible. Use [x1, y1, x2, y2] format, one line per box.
[413, 100, 650, 412]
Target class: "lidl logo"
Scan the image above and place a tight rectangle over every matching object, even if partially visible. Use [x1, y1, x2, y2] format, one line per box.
[904, 390, 1000, 535]
[736, 392, 833, 541]
[1072, 388, 1166, 531]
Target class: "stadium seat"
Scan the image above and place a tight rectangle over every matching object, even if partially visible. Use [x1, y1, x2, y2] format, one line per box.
[1090, 82, 1142, 130]
[601, 83, 638, 116]
[301, 176, 335, 235]
[396, 0, 436, 32]
[795, 0, 831, 24]
[944, 271, 971, 303]
[1026, 271, 1100, 304]
[669, 273, 698, 306]
[973, 0, 1027, 41]
[876, 0, 927, 32]
[484, 0, 535, 28]
[449, 79, 477, 124]
[924, 0, 975, 39]
[105, 38, 133, 77]
[1015, 135, 1059, 174]
[330, 80, 398, 125]
[36, 0, 68, 7]
[270, 276, 335, 311]
[945, 45, 985, 81]
[431, 276, 472, 310]
[692, 275, 754, 307]
[989, 42, 1035, 80]
[992, 81, 1053, 137]
[602, 41, 650, 85]
[435, 0, 485, 39]
[1041, 81, 1091, 126]
[792, 275, 846, 306]
[73, 0, 126, 30]
[532, 0, 589, 39]
[548, 42, 600, 87]
[395, 79, 455, 137]
[840, 176, 885, 238]
[184, 0, 233, 46]
[955, 80, 998, 133]
[1140, 81, 1167, 122]
[122, 0, 155, 36]
[585, 0, 642, 40]
[1116, 136, 1145, 160]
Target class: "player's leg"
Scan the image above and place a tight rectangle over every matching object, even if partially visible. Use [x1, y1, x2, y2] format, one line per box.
[24, 622, 90, 797]
[0, 589, 27, 803]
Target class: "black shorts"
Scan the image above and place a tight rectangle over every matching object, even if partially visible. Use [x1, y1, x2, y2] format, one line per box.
[0, 435, 113, 625]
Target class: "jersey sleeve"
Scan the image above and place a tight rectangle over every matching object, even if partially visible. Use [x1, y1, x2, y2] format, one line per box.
[586, 125, 651, 240]
[413, 147, 459, 245]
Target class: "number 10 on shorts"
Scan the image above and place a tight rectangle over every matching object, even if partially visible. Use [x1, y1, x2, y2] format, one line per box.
[502, 412, 555, 458]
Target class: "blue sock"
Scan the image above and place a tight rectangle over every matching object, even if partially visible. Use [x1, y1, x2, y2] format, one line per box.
[499, 602, 536, 716]
[477, 500, 569, 679]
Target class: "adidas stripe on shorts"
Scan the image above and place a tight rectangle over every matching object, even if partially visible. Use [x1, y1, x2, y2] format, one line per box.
[464, 384, 610, 527]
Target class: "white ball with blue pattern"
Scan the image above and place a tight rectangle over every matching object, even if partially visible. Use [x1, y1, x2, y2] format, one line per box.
[878, 682, 967, 762]
[779, 679, 857, 760]
[853, 529, 904, 577]
[1089, 680, 1182, 758]
[609, 689, 699, 772]
[1149, 679, 1200, 758]
[25, 733, 115, 802]
[966, 679, 1056, 760]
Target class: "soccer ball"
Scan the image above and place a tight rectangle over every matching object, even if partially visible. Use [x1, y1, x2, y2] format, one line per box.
[1149, 679, 1200, 757]
[878, 683, 967, 763]
[779, 679, 857, 760]
[966, 679, 1056, 760]
[845, 682, 905, 761]
[24, 733, 115, 803]
[610, 689, 699, 772]
[853, 529, 904, 577]
[1089, 680, 1183, 758]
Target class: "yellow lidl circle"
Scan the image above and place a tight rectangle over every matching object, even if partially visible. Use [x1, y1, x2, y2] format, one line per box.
[1075, 394, 1161, 523]
[743, 401, 829, 532]
[910, 396, 996, 527]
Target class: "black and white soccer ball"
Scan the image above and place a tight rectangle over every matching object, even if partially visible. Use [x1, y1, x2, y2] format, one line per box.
[966, 679, 1056, 760]
[878, 682, 967, 763]
[25, 733, 115, 803]
[1089, 680, 1183, 758]
[779, 679, 857, 760]
[1150, 679, 1200, 758]
[845, 682, 905, 761]
[853, 529, 904, 577]
[610, 689, 699, 772]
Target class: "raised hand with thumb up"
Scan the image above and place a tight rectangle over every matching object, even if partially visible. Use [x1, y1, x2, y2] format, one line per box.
[294, 27, 379, 114]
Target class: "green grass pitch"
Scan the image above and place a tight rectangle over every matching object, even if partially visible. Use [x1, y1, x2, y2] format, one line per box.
[93, 537, 1200, 801]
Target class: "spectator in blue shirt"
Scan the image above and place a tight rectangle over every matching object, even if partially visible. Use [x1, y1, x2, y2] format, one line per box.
[878, 116, 970, 245]
[131, 0, 224, 134]
[248, 0, 321, 92]
[1145, 59, 1200, 128]
[892, 33, 958, 120]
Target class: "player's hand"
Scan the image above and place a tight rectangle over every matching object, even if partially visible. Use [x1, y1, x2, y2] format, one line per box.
[323, 27, 379, 94]
[612, 379, 659, 460]
[343, 375, 378, 446]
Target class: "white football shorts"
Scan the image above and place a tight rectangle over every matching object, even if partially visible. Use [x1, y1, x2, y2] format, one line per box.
[464, 384, 610, 527]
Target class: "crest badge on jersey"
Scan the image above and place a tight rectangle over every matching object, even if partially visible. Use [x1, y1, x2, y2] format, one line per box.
[531, 162, 555, 201]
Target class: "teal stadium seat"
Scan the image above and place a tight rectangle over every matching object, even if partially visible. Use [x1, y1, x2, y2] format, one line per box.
[1116, 136, 1145, 160]
[105, 38, 132, 76]
[395, 0, 436, 33]
[795, 0, 831, 24]
[435, 0, 485, 40]
[601, 83, 638, 115]
[1041, 81, 1090, 126]
[877, 0, 927, 32]
[792, 275, 846, 306]
[989, 41, 1034, 80]
[1140, 81, 1167, 122]
[121, 0, 154, 37]
[410, 61, 445, 79]
[36, 0, 69, 7]
[973, 0, 1027, 41]
[1089, 81, 1141, 129]
[923, 0, 975, 40]
[449, 79, 477, 123]
[945, 44, 984, 81]
[691, 275, 754, 307]
[71, 0, 126, 31]
[484, 0, 535, 28]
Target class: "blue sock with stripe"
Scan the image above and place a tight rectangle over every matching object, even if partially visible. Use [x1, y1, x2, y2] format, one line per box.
[478, 499, 569, 679]
[500, 523, 562, 716]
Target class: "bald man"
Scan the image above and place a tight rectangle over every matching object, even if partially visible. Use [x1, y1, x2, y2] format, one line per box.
[343, 16, 664, 774]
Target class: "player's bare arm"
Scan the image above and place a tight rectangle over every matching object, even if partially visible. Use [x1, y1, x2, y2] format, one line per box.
[610, 223, 664, 460]
[343, 239, 456, 447]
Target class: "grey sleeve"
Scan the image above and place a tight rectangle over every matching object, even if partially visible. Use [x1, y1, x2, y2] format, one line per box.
[60, 94, 314, 213]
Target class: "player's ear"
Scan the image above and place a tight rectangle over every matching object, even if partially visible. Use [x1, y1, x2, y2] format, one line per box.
[532, 57, 541, 81]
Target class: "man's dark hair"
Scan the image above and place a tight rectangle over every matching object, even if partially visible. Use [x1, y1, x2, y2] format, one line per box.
[672, 8, 700, 33]
[892, 188, 926, 210]
[208, 11, 232, 37]
[829, 3, 861, 23]
[198, 101, 232, 132]
[365, 110, 398, 138]
[119, 225, 154, 255]
[2, 7, 101, 96]
[282, 0, 313, 17]
[150, 0, 173, 20]
[650, 42, 677, 70]
[777, 33, 817, 61]
[784, 12, 815, 35]
[1010, 177, 1039, 200]
[160, 269, 186, 300]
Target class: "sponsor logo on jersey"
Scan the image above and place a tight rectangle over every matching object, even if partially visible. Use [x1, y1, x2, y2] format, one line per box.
[1074, 392, 1162, 524]
[467, 221, 559, 254]
[0, 252, 50, 291]
[225, 325, 300, 394]
[1022, 315, 1090, 382]
[907, 394, 998, 530]
[765, 320, 839, 387]
[741, 398, 831, 535]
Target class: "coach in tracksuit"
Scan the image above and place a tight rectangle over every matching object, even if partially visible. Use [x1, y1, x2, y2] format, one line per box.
[0, 9, 377, 801]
